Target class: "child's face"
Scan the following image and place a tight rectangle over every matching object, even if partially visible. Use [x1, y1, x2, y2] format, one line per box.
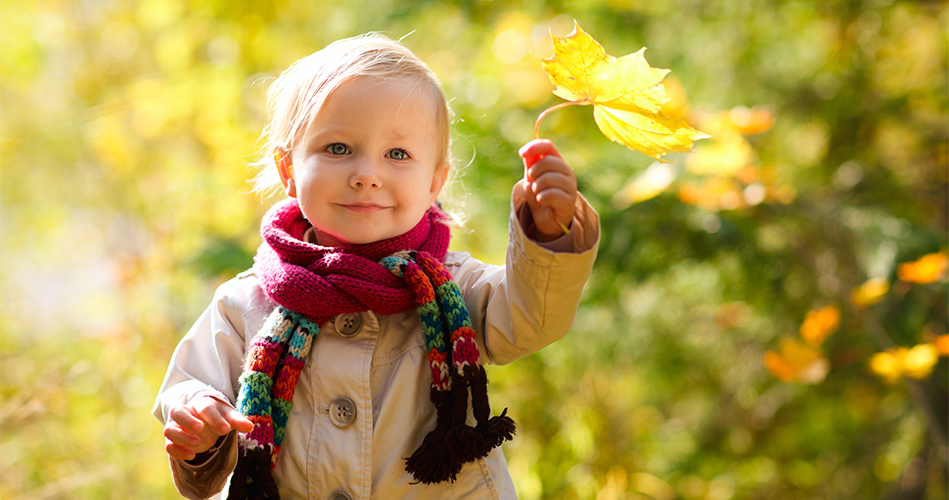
[284, 76, 448, 246]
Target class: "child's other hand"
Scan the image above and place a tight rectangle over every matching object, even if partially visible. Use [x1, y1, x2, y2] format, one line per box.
[517, 139, 577, 242]
[163, 396, 254, 461]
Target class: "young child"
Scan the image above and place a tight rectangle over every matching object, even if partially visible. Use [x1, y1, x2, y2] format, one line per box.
[153, 33, 599, 500]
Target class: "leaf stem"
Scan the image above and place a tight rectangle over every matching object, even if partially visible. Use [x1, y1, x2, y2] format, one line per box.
[534, 101, 587, 140]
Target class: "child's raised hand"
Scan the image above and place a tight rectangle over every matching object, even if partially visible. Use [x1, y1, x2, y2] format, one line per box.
[163, 396, 254, 461]
[517, 139, 578, 242]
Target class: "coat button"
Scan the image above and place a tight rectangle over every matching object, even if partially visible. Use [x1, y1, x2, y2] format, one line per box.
[336, 313, 363, 338]
[330, 396, 356, 428]
[329, 492, 352, 500]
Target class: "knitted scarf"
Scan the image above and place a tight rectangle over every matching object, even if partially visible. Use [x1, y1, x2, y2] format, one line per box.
[228, 199, 515, 499]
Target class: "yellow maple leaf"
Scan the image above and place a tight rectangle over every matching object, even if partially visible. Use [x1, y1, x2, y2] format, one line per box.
[537, 21, 708, 160]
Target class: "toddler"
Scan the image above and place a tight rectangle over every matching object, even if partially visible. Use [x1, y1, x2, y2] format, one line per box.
[153, 33, 599, 500]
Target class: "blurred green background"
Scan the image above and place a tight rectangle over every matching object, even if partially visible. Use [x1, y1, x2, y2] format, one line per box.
[1, 0, 947, 498]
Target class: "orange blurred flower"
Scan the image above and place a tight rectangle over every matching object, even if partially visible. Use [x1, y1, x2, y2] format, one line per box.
[763, 338, 829, 383]
[897, 251, 948, 284]
[869, 344, 939, 384]
[800, 305, 841, 346]
[935, 335, 949, 356]
[725, 106, 775, 136]
[686, 133, 753, 177]
[851, 278, 890, 308]
[700, 106, 775, 137]
[677, 178, 745, 212]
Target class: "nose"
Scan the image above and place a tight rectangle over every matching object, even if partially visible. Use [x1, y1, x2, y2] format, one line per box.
[350, 158, 382, 189]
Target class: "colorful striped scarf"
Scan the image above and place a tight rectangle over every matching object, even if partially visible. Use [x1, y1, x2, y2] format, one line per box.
[228, 199, 514, 499]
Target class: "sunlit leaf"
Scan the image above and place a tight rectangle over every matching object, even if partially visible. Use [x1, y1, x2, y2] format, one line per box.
[799, 305, 840, 346]
[852, 278, 890, 308]
[538, 21, 708, 160]
[897, 251, 949, 284]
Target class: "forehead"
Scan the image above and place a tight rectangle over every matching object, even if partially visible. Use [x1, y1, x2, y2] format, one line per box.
[307, 75, 441, 134]
[332, 75, 436, 112]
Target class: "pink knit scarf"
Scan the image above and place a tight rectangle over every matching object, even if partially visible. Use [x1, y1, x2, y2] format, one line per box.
[232, 199, 514, 498]
[254, 198, 451, 323]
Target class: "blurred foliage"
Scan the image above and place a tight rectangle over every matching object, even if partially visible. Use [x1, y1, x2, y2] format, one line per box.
[1, 0, 947, 499]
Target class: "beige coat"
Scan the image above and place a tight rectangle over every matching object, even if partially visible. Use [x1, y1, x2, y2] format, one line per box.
[153, 195, 599, 500]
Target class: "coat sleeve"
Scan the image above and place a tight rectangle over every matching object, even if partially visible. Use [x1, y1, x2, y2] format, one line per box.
[452, 190, 600, 366]
[152, 273, 270, 499]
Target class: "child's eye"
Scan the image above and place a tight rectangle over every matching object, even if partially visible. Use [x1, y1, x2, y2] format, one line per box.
[327, 143, 350, 155]
[386, 149, 409, 160]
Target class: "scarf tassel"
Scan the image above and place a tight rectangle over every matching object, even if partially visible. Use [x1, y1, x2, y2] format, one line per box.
[445, 368, 482, 465]
[404, 387, 462, 484]
[401, 253, 516, 484]
[405, 365, 516, 484]
[229, 447, 280, 499]
[469, 366, 516, 454]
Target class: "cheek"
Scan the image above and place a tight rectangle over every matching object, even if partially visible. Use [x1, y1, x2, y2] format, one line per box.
[299, 167, 337, 190]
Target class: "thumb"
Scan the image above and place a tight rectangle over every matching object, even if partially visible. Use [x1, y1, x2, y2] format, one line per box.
[518, 178, 543, 215]
[225, 408, 255, 434]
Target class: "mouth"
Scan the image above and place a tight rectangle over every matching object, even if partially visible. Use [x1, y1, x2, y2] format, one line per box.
[338, 203, 389, 213]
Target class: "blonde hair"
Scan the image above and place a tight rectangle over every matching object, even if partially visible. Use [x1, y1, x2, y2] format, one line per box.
[250, 33, 454, 200]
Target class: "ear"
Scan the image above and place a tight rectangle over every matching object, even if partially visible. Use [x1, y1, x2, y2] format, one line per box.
[429, 162, 449, 203]
[274, 148, 296, 198]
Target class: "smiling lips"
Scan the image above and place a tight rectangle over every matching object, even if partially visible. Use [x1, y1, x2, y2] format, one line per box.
[339, 203, 388, 213]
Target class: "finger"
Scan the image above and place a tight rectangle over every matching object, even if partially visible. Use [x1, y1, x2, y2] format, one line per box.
[526, 156, 574, 182]
[519, 139, 563, 168]
[520, 178, 543, 214]
[532, 208, 571, 241]
[169, 406, 205, 434]
[164, 423, 200, 447]
[534, 197, 574, 232]
[165, 440, 197, 461]
[529, 171, 576, 196]
[533, 187, 576, 211]
[513, 178, 529, 202]
[194, 401, 232, 436]
[225, 407, 254, 434]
